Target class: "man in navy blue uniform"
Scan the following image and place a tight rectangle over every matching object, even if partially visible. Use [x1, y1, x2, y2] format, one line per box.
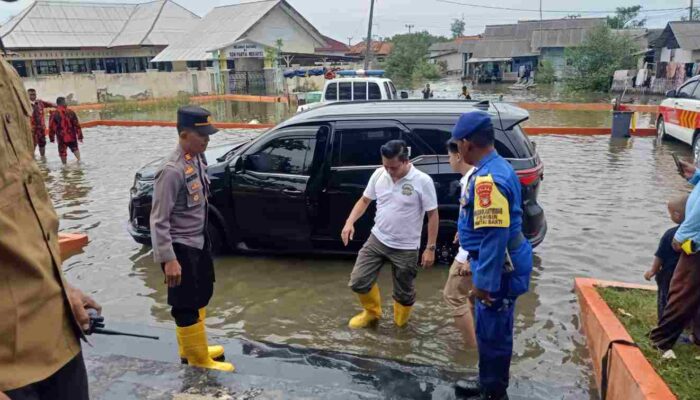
[451, 111, 533, 400]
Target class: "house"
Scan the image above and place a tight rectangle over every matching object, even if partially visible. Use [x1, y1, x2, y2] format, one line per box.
[468, 18, 606, 82]
[346, 41, 393, 63]
[428, 35, 481, 76]
[0, 0, 199, 77]
[316, 36, 350, 57]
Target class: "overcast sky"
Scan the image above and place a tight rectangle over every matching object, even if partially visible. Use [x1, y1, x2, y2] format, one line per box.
[0, 0, 693, 43]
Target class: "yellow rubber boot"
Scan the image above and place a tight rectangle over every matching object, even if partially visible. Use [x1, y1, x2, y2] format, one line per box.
[177, 321, 235, 372]
[197, 308, 225, 360]
[393, 301, 412, 327]
[348, 284, 382, 329]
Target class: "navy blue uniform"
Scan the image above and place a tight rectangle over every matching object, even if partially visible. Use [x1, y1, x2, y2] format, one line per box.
[458, 149, 533, 395]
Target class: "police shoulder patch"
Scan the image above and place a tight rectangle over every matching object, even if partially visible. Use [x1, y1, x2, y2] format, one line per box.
[473, 174, 510, 229]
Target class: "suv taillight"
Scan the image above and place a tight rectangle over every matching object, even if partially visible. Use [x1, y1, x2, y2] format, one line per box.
[516, 164, 543, 186]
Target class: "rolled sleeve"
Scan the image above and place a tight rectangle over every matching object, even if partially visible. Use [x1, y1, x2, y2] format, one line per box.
[363, 168, 382, 200]
[150, 166, 180, 263]
[421, 177, 438, 211]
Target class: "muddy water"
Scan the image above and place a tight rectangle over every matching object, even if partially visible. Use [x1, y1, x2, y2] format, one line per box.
[43, 125, 693, 399]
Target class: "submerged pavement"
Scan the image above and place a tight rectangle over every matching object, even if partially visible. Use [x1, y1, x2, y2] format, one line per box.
[84, 322, 554, 400]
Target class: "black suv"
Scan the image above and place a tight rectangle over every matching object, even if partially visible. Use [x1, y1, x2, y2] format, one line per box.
[128, 100, 546, 263]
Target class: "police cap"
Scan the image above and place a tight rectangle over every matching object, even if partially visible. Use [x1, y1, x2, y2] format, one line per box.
[177, 105, 218, 136]
[451, 110, 493, 141]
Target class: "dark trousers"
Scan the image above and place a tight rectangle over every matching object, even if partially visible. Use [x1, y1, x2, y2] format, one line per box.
[6, 352, 88, 400]
[162, 243, 215, 327]
[650, 252, 700, 349]
[655, 271, 673, 322]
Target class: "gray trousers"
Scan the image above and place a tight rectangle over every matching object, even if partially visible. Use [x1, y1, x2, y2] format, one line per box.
[348, 234, 419, 306]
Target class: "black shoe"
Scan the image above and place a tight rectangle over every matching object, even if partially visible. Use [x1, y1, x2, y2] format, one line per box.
[454, 380, 481, 398]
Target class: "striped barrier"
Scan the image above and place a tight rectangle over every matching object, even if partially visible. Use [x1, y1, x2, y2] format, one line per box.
[575, 278, 675, 400]
[68, 94, 290, 111]
[81, 120, 274, 130]
[516, 102, 659, 113]
[58, 232, 88, 260]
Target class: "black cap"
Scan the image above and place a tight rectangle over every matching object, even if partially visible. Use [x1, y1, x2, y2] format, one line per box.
[177, 105, 218, 136]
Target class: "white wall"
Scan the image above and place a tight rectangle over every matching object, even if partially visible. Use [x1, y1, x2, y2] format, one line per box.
[21, 70, 214, 104]
[660, 47, 693, 63]
[434, 53, 463, 74]
[246, 6, 322, 54]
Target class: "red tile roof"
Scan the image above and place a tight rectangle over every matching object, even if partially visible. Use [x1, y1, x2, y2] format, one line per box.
[347, 41, 394, 56]
[316, 35, 350, 53]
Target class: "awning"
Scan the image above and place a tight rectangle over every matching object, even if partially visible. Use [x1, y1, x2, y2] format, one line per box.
[467, 57, 512, 63]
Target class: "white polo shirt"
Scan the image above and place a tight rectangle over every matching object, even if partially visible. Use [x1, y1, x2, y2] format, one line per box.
[363, 165, 438, 250]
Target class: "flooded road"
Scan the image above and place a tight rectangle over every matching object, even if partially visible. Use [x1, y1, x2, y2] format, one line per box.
[43, 125, 694, 399]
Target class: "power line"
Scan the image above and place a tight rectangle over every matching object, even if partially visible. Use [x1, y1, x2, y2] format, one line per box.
[435, 0, 687, 14]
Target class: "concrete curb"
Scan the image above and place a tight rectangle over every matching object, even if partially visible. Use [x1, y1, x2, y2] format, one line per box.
[574, 277, 676, 400]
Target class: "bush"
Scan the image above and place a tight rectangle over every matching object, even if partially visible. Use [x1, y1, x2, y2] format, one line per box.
[565, 25, 639, 92]
[537, 60, 556, 84]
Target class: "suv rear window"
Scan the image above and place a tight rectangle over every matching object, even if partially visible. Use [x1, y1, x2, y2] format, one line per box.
[368, 83, 381, 100]
[353, 82, 367, 100]
[505, 125, 535, 158]
[339, 82, 352, 100]
[332, 127, 401, 166]
[407, 124, 519, 158]
[325, 83, 337, 101]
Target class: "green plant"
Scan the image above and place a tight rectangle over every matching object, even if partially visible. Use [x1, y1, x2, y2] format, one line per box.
[451, 18, 465, 39]
[537, 60, 556, 84]
[565, 25, 640, 92]
[384, 32, 446, 88]
[606, 5, 646, 29]
[598, 287, 700, 400]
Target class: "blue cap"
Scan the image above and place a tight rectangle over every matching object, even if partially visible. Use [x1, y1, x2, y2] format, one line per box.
[451, 111, 493, 141]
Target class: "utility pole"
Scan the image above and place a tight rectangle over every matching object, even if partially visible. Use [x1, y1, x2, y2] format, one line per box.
[691, 0, 695, 21]
[347, 36, 353, 47]
[364, 0, 375, 70]
[405, 24, 414, 34]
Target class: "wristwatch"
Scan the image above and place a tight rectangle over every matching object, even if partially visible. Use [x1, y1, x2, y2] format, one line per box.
[426, 244, 436, 251]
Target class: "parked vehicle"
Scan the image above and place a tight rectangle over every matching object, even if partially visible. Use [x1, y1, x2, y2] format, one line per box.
[297, 76, 401, 113]
[129, 100, 546, 263]
[657, 75, 700, 163]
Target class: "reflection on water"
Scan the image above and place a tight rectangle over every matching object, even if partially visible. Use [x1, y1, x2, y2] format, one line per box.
[47, 125, 695, 399]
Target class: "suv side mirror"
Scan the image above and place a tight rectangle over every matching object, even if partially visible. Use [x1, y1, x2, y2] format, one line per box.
[666, 89, 677, 98]
[232, 156, 245, 173]
[400, 91, 409, 99]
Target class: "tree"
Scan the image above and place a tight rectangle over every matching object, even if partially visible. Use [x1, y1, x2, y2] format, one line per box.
[384, 32, 444, 87]
[606, 6, 646, 29]
[451, 18, 466, 39]
[565, 25, 640, 91]
[681, 8, 700, 21]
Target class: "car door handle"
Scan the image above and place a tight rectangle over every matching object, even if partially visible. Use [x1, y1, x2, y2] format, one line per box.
[282, 188, 303, 195]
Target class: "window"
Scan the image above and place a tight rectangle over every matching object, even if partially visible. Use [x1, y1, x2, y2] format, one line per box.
[36, 60, 59, 75]
[411, 128, 452, 154]
[388, 82, 398, 99]
[677, 81, 697, 99]
[247, 137, 316, 175]
[383, 82, 392, 99]
[332, 127, 401, 167]
[63, 59, 88, 73]
[368, 82, 381, 100]
[325, 82, 337, 101]
[353, 82, 367, 100]
[339, 82, 352, 100]
[10, 61, 27, 77]
[692, 83, 700, 100]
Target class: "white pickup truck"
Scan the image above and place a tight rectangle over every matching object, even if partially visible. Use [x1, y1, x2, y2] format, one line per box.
[297, 76, 402, 113]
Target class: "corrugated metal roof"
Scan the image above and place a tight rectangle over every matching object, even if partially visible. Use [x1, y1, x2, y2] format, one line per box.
[0, 0, 198, 49]
[458, 39, 479, 54]
[429, 42, 460, 52]
[531, 28, 594, 49]
[669, 21, 700, 51]
[151, 0, 279, 62]
[472, 39, 536, 58]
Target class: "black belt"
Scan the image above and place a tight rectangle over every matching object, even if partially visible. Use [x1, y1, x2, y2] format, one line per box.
[468, 232, 526, 261]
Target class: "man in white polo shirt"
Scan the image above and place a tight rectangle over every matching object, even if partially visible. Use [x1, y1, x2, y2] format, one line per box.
[341, 140, 439, 329]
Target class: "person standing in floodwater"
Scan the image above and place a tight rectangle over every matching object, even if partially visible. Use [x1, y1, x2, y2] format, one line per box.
[27, 88, 55, 158]
[149, 106, 234, 372]
[48, 97, 82, 164]
[422, 83, 433, 99]
[341, 140, 439, 329]
[450, 111, 533, 400]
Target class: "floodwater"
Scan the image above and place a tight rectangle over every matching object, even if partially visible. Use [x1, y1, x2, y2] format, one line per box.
[75, 79, 663, 130]
[41, 123, 694, 399]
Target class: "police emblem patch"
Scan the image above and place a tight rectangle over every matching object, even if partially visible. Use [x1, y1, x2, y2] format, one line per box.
[475, 181, 493, 208]
[401, 183, 414, 196]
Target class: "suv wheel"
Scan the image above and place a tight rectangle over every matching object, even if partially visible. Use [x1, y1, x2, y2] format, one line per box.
[436, 240, 458, 265]
[656, 118, 667, 143]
